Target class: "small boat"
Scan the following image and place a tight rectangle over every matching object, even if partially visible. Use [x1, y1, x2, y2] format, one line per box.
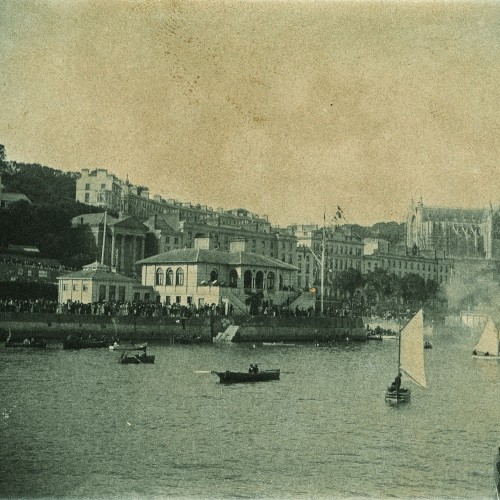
[262, 342, 295, 346]
[120, 352, 155, 364]
[424, 341, 433, 349]
[385, 309, 427, 404]
[212, 368, 280, 384]
[109, 342, 148, 351]
[5, 333, 47, 349]
[495, 446, 500, 500]
[472, 318, 500, 359]
[63, 336, 109, 350]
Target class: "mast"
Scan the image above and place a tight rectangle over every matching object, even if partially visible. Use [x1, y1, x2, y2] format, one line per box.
[100, 209, 107, 265]
[321, 212, 325, 315]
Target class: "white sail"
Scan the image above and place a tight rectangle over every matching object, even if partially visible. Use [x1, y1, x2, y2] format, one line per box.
[474, 318, 499, 356]
[400, 309, 427, 389]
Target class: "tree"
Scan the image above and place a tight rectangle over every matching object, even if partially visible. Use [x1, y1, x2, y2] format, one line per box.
[400, 273, 427, 306]
[333, 268, 366, 313]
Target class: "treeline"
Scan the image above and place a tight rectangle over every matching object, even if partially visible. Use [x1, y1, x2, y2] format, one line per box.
[0, 148, 102, 268]
[332, 267, 443, 314]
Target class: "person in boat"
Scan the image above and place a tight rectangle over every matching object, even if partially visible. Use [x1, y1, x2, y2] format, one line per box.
[473, 349, 477, 355]
[253, 364, 259, 373]
[23, 338, 30, 346]
[249, 364, 254, 373]
[390, 373, 402, 392]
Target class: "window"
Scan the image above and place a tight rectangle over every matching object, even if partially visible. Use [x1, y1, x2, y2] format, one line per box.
[85, 183, 90, 190]
[99, 285, 106, 301]
[72, 284, 78, 291]
[85, 193, 90, 203]
[176, 296, 181, 304]
[175, 268, 184, 286]
[101, 183, 106, 189]
[155, 268, 164, 285]
[165, 296, 171, 305]
[39, 270, 48, 278]
[83, 284, 88, 292]
[166, 268, 173, 285]
[109, 286, 116, 301]
[119, 286, 125, 301]
[63, 284, 68, 291]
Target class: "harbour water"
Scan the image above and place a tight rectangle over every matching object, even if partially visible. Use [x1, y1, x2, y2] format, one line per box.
[0, 325, 498, 499]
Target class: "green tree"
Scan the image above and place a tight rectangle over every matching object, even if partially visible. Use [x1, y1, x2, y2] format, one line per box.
[400, 273, 427, 306]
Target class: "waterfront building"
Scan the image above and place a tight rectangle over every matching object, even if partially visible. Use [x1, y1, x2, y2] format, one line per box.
[144, 213, 298, 267]
[0, 246, 65, 284]
[289, 224, 364, 296]
[57, 261, 154, 304]
[406, 198, 500, 259]
[72, 213, 149, 278]
[137, 235, 299, 314]
[362, 238, 454, 285]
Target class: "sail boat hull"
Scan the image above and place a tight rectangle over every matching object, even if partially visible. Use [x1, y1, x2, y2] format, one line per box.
[472, 353, 500, 360]
[385, 387, 411, 404]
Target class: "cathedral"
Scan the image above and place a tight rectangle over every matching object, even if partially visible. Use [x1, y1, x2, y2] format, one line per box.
[406, 198, 500, 260]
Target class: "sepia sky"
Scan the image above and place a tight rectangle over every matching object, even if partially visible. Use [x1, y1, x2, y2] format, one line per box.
[0, 0, 499, 227]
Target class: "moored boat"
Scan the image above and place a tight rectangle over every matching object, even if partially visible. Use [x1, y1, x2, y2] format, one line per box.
[109, 342, 148, 351]
[119, 352, 155, 364]
[5, 334, 47, 349]
[63, 335, 109, 350]
[212, 368, 280, 383]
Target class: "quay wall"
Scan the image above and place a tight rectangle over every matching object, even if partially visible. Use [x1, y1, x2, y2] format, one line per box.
[0, 313, 367, 343]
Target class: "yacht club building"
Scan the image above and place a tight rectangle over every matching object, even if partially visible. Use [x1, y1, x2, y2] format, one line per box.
[137, 236, 299, 314]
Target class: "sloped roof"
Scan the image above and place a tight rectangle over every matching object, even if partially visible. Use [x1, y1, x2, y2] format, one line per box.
[72, 213, 148, 232]
[137, 249, 298, 270]
[421, 207, 485, 223]
[57, 267, 138, 282]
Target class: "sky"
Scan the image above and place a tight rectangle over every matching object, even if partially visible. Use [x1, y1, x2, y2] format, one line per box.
[0, 0, 499, 228]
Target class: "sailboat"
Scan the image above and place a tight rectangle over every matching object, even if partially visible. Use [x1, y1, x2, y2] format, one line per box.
[472, 318, 500, 359]
[385, 309, 427, 404]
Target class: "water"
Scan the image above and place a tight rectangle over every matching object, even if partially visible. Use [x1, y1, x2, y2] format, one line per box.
[0, 326, 498, 499]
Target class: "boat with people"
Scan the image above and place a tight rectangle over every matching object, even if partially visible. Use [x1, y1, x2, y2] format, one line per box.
[63, 335, 109, 350]
[385, 309, 427, 404]
[119, 351, 155, 364]
[472, 318, 500, 359]
[109, 342, 148, 351]
[212, 365, 280, 384]
[424, 341, 433, 349]
[5, 331, 47, 349]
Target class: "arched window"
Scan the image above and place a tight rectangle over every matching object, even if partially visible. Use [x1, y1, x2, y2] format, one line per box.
[155, 268, 164, 286]
[244, 270, 252, 289]
[176, 268, 184, 286]
[267, 272, 275, 290]
[255, 271, 264, 290]
[166, 268, 174, 285]
[229, 269, 238, 288]
[210, 269, 218, 282]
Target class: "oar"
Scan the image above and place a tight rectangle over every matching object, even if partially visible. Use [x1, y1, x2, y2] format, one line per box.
[194, 370, 212, 374]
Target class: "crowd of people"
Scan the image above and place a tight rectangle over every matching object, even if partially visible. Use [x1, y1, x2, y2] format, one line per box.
[0, 297, 360, 318]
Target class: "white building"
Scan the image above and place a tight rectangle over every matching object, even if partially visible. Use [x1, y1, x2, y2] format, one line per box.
[58, 261, 154, 304]
[137, 236, 299, 313]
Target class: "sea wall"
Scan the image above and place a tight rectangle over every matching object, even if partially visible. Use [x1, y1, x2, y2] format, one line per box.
[0, 313, 367, 343]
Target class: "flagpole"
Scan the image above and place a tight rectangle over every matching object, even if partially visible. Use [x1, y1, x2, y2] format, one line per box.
[101, 209, 107, 265]
[321, 212, 325, 316]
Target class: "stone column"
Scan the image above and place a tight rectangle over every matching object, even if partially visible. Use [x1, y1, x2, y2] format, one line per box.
[111, 230, 116, 270]
[120, 234, 125, 274]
